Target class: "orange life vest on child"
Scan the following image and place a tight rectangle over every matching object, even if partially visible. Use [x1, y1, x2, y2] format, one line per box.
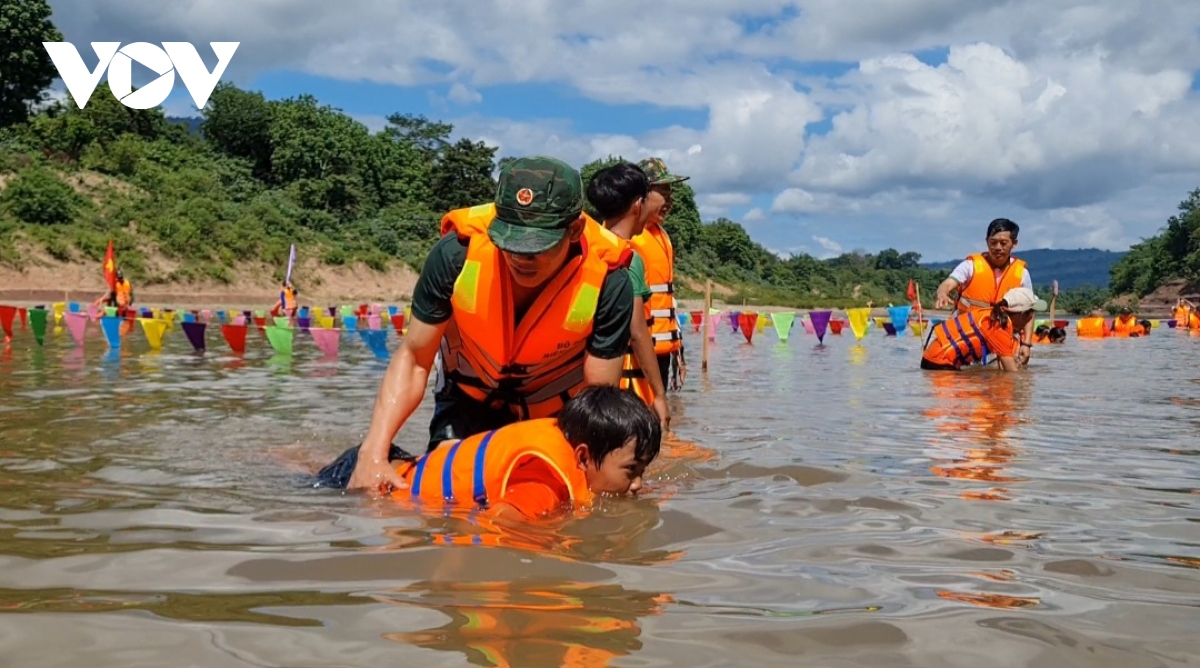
[1187, 310, 1200, 330]
[1076, 317, 1109, 338]
[1113, 314, 1138, 336]
[1173, 306, 1189, 324]
[437, 204, 632, 420]
[393, 418, 592, 512]
[629, 223, 681, 355]
[954, 253, 1027, 313]
[923, 311, 1014, 369]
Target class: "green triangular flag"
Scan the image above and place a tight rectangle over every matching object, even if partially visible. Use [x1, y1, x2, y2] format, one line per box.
[29, 308, 48, 345]
[265, 325, 294, 356]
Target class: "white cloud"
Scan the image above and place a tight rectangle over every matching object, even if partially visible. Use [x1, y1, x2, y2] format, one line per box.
[43, 0, 1200, 258]
[446, 83, 481, 105]
[813, 235, 843, 256]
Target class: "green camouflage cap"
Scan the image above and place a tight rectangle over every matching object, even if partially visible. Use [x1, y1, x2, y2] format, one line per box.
[490, 156, 585, 254]
[637, 157, 690, 186]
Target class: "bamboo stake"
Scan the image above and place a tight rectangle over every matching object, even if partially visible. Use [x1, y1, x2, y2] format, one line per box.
[702, 279, 711, 374]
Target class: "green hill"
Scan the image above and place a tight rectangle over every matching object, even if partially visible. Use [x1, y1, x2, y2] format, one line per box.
[922, 248, 1126, 289]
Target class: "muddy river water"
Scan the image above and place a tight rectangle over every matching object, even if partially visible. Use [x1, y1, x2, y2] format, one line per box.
[1, 318, 1197, 666]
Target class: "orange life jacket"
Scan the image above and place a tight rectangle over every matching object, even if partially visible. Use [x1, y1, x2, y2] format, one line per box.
[954, 253, 1027, 313]
[437, 204, 632, 419]
[1173, 306, 1189, 324]
[115, 280, 132, 308]
[392, 418, 592, 512]
[619, 252, 656, 406]
[629, 223, 681, 355]
[923, 311, 1014, 369]
[1076, 317, 1109, 338]
[283, 287, 296, 311]
[1187, 310, 1200, 330]
[1113, 314, 1138, 336]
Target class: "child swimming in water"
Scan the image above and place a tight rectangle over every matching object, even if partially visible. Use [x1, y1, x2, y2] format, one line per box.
[314, 385, 662, 520]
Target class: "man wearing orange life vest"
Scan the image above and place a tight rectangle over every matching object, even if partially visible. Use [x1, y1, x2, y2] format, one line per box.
[1176, 299, 1200, 329]
[1112, 307, 1149, 337]
[271, 281, 298, 318]
[345, 157, 636, 492]
[934, 218, 1035, 365]
[93, 268, 134, 316]
[316, 385, 661, 521]
[631, 157, 688, 392]
[585, 161, 671, 428]
[922, 287, 1046, 372]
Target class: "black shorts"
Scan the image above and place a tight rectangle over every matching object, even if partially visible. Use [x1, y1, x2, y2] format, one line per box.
[920, 357, 960, 371]
[656, 353, 672, 391]
[426, 384, 518, 452]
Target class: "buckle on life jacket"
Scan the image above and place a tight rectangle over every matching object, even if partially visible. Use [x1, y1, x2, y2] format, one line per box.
[649, 282, 674, 294]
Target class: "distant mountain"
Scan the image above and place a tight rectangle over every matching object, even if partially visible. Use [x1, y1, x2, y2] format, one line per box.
[167, 116, 203, 135]
[921, 248, 1127, 289]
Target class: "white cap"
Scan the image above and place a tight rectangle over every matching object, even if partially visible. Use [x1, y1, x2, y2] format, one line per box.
[1002, 287, 1048, 312]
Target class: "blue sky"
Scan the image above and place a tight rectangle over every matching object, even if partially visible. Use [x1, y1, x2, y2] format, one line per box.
[43, 0, 1200, 262]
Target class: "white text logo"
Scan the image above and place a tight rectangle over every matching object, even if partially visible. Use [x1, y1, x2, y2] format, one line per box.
[42, 42, 239, 110]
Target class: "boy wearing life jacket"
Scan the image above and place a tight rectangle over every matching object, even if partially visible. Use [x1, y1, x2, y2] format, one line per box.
[315, 385, 661, 520]
[585, 161, 671, 429]
[922, 287, 1046, 371]
[934, 218, 1035, 364]
[345, 156, 635, 492]
[631, 157, 688, 393]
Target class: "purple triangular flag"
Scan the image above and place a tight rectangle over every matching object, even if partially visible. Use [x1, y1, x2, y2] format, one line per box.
[182, 321, 207, 352]
[810, 310, 832, 344]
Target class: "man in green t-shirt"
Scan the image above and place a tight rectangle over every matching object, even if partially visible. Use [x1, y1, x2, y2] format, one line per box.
[342, 156, 635, 492]
[586, 161, 670, 429]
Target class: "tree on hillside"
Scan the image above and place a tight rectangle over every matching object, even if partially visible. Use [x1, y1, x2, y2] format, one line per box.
[0, 0, 63, 127]
[201, 83, 274, 180]
[1110, 187, 1200, 296]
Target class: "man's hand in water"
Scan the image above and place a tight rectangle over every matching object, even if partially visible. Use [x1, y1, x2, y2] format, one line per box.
[1015, 344, 1031, 366]
[652, 396, 670, 432]
[348, 451, 408, 494]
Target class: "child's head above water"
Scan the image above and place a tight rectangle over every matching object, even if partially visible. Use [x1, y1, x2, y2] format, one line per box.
[1048, 326, 1067, 343]
[559, 385, 662, 496]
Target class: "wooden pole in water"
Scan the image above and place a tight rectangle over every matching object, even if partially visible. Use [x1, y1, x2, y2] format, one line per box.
[702, 279, 712, 374]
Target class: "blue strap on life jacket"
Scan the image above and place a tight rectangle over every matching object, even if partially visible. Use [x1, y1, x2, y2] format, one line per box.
[441, 440, 464, 501]
[472, 429, 498, 508]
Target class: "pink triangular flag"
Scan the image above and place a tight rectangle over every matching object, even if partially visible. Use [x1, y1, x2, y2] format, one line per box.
[311, 327, 340, 358]
[64, 311, 88, 346]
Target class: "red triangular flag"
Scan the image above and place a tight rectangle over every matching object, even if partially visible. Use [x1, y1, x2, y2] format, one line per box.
[906, 278, 917, 301]
[103, 240, 117, 291]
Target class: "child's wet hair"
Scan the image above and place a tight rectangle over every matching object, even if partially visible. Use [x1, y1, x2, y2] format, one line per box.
[1035, 325, 1050, 337]
[558, 385, 662, 466]
[1049, 326, 1067, 342]
[990, 300, 1012, 329]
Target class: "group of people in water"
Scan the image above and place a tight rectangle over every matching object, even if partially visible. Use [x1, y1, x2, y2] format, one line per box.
[92, 160, 1193, 523]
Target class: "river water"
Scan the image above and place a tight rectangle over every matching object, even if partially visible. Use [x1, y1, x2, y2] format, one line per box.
[1, 316, 1197, 667]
